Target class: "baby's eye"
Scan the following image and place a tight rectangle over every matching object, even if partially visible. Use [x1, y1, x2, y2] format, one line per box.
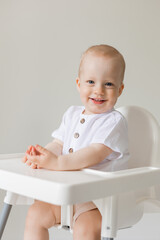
[87, 80, 94, 84]
[105, 82, 114, 87]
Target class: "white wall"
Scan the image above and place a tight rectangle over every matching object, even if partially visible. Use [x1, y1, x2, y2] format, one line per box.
[1, 0, 160, 154]
[0, 0, 160, 239]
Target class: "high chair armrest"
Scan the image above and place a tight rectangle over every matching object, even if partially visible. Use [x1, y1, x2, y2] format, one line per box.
[83, 166, 159, 177]
[82, 166, 160, 196]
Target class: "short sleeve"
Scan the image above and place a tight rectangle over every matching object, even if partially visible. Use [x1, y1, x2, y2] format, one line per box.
[51, 108, 69, 142]
[91, 113, 129, 159]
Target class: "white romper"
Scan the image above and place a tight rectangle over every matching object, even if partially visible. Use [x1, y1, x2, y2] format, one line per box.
[52, 106, 130, 229]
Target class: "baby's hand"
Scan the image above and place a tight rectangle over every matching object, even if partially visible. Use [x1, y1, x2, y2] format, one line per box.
[25, 145, 58, 170]
[22, 145, 40, 169]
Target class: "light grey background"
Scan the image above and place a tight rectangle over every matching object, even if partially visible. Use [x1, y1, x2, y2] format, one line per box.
[0, 0, 160, 239]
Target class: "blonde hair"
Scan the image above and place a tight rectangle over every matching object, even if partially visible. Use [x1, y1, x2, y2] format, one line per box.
[78, 44, 126, 81]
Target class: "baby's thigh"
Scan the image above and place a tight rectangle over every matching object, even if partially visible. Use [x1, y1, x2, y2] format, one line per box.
[73, 209, 102, 240]
[27, 200, 61, 228]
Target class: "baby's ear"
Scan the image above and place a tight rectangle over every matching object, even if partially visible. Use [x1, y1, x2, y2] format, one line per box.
[118, 83, 124, 97]
[76, 78, 80, 92]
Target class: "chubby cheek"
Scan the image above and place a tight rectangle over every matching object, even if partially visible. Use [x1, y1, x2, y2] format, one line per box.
[80, 88, 90, 100]
[108, 90, 119, 104]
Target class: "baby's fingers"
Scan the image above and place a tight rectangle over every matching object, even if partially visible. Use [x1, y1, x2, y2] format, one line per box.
[24, 156, 38, 169]
[29, 149, 38, 169]
[22, 155, 27, 163]
[35, 145, 48, 155]
[30, 162, 38, 169]
[25, 160, 32, 168]
[22, 145, 33, 163]
[26, 154, 40, 165]
[26, 145, 33, 155]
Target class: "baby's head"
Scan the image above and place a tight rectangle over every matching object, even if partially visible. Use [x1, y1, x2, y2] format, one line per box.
[76, 44, 125, 115]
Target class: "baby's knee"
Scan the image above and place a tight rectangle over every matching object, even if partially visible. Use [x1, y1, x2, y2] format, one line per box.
[26, 201, 42, 224]
[73, 221, 88, 238]
[73, 223, 100, 240]
[25, 201, 58, 229]
[73, 212, 101, 240]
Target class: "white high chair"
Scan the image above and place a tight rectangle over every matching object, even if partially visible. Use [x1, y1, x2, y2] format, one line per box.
[0, 105, 160, 240]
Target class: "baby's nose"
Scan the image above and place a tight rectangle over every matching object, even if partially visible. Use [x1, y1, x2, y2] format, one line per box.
[94, 85, 104, 95]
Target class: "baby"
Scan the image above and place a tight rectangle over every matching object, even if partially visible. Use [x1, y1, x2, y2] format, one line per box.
[22, 44, 129, 240]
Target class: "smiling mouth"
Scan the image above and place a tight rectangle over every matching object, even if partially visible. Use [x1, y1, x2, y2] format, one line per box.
[89, 98, 106, 104]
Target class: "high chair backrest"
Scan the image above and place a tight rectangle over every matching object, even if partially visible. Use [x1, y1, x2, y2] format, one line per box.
[117, 106, 160, 169]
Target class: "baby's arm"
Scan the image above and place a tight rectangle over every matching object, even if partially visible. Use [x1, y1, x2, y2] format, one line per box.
[58, 143, 112, 170]
[26, 143, 112, 171]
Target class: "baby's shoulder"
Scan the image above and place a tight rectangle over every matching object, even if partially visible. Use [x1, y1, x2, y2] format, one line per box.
[99, 109, 127, 127]
[109, 109, 126, 122]
[64, 105, 83, 119]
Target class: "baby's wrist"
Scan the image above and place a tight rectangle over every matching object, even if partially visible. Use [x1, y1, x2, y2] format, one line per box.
[55, 155, 65, 171]
[55, 155, 61, 170]
[46, 154, 59, 171]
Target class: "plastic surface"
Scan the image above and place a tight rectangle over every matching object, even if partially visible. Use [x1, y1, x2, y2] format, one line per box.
[0, 158, 160, 206]
[117, 106, 160, 169]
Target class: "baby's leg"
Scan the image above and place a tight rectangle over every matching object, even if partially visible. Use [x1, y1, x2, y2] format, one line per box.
[24, 200, 61, 240]
[73, 209, 102, 240]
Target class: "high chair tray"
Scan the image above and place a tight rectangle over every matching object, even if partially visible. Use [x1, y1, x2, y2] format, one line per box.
[0, 158, 160, 205]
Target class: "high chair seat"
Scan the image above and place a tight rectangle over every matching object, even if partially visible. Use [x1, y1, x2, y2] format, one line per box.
[0, 106, 160, 240]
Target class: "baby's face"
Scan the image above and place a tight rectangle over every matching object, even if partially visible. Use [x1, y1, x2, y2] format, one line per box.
[76, 53, 124, 115]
